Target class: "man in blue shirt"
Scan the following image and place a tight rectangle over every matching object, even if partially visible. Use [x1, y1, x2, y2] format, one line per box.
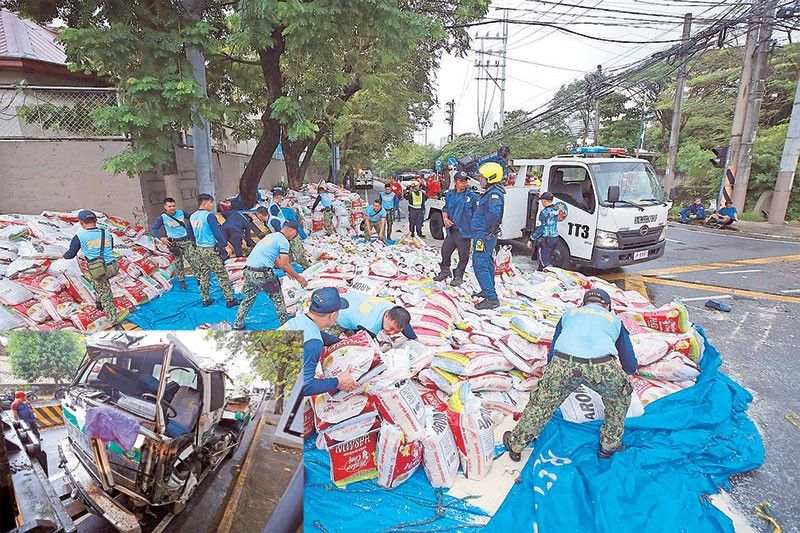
[311, 187, 335, 235]
[190, 194, 241, 308]
[706, 200, 738, 228]
[218, 205, 259, 259]
[334, 290, 417, 340]
[280, 288, 358, 396]
[680, 197, 706, 224]
[471, 162, 506, 310]
[503, 289, 638, 461]
[233, 221, 308, 329]
[528, 192, 567, 269]
[380, 183, 397, 237]
[151, 197, 197, 289]
[433, 172, 478, 287]
[63, 210, 120, 324]
[363, 198, 387, 241]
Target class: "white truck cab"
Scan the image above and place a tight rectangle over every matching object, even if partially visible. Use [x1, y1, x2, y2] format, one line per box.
[506, 150, 671, 269]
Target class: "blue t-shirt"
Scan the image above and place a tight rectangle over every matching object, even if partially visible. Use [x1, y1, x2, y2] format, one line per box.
[553, 304, 621, 358]
[281, 207, 307, 240]
[190, 210, 221, 248]
[379, 191, 396, 211]
[281, 313, 341, 396]
[319, 193, 333, 209]
[76, 228, 115, 262]
[336, 291, 417, 339]
[718, 206, 737, 219]
[443, 189, 479, 238]
[246, 232, 290, 269]
[365, 205, 386, 223]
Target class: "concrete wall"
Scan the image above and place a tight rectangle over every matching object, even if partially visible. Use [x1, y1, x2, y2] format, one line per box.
[0, 139, 148, 223]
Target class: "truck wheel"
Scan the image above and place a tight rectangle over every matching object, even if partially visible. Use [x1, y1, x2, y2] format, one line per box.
[550, 239, 574, 270]
[429, 211, 444, 240]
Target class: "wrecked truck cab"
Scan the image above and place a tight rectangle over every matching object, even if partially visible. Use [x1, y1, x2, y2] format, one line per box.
[58, 333, 251, 531]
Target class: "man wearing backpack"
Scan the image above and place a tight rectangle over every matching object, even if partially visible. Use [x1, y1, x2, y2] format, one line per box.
[151, 197, 197, 289]
[63, 210, 120, 324]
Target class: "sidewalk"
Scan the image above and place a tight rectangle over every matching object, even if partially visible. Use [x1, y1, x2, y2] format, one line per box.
[670, 218, 800, 240]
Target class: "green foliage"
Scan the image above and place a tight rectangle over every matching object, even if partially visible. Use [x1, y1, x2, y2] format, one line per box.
[206, 331, 302, 413]
[6, 331, 85, 385]
[375, 141, 440, 176]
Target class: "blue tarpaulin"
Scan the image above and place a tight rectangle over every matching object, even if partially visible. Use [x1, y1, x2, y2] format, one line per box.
[304, 328, 764, 533]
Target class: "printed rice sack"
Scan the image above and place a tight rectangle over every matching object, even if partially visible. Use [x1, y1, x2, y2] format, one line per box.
[510, 316, 555, 343]
[631, 375, 684, 406]
[370, 258, 399, 278]
[70, 306, 112, 333]
[446, 383, 495, 481]
[510, 369, 541, 392]
[325, 429, 379, 488]
[622, 301, 690, 334]
[421, 410, 460, 488]
[312, 393, 373, 430]
[15, 272, 64, 296]
[316, 410, 382, 450]
[0, 278, 35, 306]
[0, 305, 26, 329]
[418, 386, 449, 412]
[497, 333, 549, 373]
[367, 379, 426, 441]
[12, 298, 50, 324]
[321, 330, 382, 381]
[638, 352, 701, 382]
[475, 391, 525, 416]
[559, 384, 644, 423]
[668, 331, 704, 363]
[38, 319, 76, 330]
[376, 423, 423, 489]
[431, 350, 514, 377]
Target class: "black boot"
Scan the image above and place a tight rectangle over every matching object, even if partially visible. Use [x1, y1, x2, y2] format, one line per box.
[503, 431, 521, 462]
[95, 299, 103, 310]
[450, 276, 464, 287]
[226, 298, 242, 308]
[202, 299, 214, 307]
[433, 270, 450, 282]
[475, 297, 500, 310]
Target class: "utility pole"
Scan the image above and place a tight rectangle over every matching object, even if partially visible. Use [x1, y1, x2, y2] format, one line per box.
[663, 13, 693, 195]
[474, 19, 507, 136]
[732, 0, 777, 212]
[445, 100, 455, 142]
[768, 67, 800, 223]
[719, 7, 760, 208]
[499, 9, 508, 129]
[584, 65, 605, 146]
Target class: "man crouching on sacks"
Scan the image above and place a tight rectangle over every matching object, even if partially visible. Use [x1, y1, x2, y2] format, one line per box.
[503, 288, 638, 460]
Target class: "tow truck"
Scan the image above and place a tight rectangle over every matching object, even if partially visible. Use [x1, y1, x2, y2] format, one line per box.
[56, 333, 254, 532]
[426, 147, 671, 269]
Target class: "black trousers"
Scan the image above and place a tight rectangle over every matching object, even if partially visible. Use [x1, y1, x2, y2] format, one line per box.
[408, 207, 424, 235]
[440, 228, 471, 278]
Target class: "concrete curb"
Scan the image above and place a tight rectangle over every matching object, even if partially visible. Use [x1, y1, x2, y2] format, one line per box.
[668, 221, 800, 241]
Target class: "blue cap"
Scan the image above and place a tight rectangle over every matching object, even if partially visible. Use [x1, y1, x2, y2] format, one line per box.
[272, 187, 284, 195]
[583, 288, 611, 307]
[540, 192, 553, 201]
[310, 288, 349, 313]
[283, 220, 300, 230]
[77, 210, 97, 222]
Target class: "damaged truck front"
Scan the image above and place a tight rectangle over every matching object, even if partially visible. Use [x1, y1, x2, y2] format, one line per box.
[56, 334, 252, 532]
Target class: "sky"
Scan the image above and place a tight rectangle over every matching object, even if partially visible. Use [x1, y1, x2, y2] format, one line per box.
[419, 0, 748, 147]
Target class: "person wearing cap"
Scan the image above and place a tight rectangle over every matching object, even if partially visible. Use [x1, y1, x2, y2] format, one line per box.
[503, 288, 638, 461]
[404, 181, 427, 238]
[471, 161, 506, 310]
[151, 197, 198, 290]
[217, 200, 260, 259]
[433, 171, 478, 286]
[11, 391, 40, 440]
[255, 198, 310, 269]
[189, 194, 241, 308]
[528, 192, 568, 269]
[233, 220, 308, 329]
[363, 198, 387, 241]
[280, 288, 358, 396]
[63, 210, 120, 324]
[311, 186, 335, 235]
[379, 183, 398, 236]
[333, 290, 417, 341]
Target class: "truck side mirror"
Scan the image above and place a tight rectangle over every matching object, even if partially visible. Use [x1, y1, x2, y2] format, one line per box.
[607, 185, 620, 204]
[54, 388, 66, 400]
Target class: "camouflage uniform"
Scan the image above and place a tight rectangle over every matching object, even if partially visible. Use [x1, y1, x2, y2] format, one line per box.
[85, 265, 118, 324]
[507, 355, 633, 452]
[193, 246, 234, 302]
[323, 210, 334, 235]
[289, 236, 310, 269]
[170, 239, 199, 281]
[233, 268, 288, 329]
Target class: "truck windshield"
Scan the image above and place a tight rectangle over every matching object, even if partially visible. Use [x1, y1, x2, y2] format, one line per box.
[589, 162, 665, 204]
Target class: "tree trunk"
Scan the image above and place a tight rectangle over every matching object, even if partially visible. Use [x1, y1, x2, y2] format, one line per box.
[238, 29, 285, 208]
[274, 359, 286, 415]
[283, 126, 328, 189]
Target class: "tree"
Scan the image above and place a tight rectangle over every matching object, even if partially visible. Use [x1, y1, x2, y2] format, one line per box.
[206, 331, 302, 415]
[6, 331, 85, 385]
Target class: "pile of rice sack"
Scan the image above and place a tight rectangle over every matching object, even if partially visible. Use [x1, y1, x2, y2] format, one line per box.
[268, 183, 367, 238]
[0, 211, 176, 331]
[300, 234, 705, 489]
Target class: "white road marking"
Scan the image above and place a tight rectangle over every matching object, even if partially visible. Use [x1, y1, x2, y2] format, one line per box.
[680, 295, 734, 302]
[666, 238, 686, 244]
[656, 274, 677, 279]
[669, 225, 800, 245]
[717, 269, 763, 274]
[780, 288, 800, 293]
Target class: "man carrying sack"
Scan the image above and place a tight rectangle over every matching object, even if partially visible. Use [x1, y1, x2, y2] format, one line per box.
[63, 210, 121, 324]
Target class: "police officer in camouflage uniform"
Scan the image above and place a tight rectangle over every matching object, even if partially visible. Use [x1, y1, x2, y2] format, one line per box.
[503, 288, 638, 460]
[233, 221, 308, 330]
[63, 210, 120, 324]
[150, 197, 197, 289]
[189, 194, 241, 308]
[312, 187, 335, 235]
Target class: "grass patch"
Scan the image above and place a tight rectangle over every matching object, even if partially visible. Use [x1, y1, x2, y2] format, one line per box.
[737, 210, 766, 222]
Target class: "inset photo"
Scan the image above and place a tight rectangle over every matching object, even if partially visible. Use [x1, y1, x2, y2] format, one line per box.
[0, 329, 302, 533]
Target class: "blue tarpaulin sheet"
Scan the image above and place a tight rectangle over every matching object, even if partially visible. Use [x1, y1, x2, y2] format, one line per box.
[304, 328, 764, 533]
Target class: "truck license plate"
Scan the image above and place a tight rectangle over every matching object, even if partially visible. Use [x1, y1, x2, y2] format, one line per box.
[633, 250, 649, 261]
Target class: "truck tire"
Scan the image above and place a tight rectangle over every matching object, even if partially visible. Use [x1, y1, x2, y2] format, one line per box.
[429, 211, 444, 240]
[550, 238, 574, 270]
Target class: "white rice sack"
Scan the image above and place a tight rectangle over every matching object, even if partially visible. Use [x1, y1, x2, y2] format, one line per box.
[0, 278, 35, 306]
[376, 423, 423, 489]
[431, 350, 514, 377]
[312, 392, 372, 428]
[367, 379, 426, 441]
[315, 410, 381, 450]
[421, 410, 460, 488]
[0, 305, 27, 329]
[475, 391, 525, 417]
[15, 240, 66, 259]
[559, 384, 644, 423]
[446, 382, 495, 481]
[321, 330, 382, 381]
[638, 352, 701, 382]
[510, 316, 555, 343]
[630, 334, 672, 366]
[370, 258, 399, 278]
